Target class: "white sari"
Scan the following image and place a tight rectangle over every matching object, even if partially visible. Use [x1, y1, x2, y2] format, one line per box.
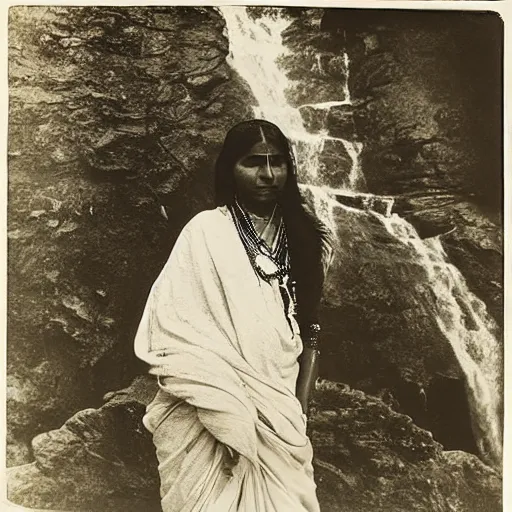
[134, 206, 320, 512]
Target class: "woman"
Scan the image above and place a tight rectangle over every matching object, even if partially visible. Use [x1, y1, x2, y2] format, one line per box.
[134, 119, 333, 511]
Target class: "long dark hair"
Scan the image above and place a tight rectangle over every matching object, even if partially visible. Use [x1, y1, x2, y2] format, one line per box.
[214, 119, 325, 329]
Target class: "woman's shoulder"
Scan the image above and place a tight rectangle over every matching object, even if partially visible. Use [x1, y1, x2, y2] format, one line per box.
[182, 206, 231, 234]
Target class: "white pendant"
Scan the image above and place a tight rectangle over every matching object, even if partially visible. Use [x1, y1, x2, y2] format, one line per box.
[255, 254, 279, 275]
[259, 243, 271, 256]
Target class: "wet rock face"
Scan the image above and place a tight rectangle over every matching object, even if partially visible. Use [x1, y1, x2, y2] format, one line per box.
[336, 10, 504, 329]
[8, 5, 253, 464]
[316, 202, 473, 448]
[303, 181, 502, 462]
[317, 139, 353, 188]
[315, 9, 504, 321]
[393, 195, 503, 324]
[342, 12, 503, 210]
[7, 378, 502, 512]
[281, 12, 348, 107]
[319, 10, 502, 197]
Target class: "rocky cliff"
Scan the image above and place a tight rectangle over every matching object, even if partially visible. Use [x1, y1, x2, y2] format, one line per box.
[322, 9, 503, 324]
[8, 5, 253, 465]
[7, 6, 503, 510]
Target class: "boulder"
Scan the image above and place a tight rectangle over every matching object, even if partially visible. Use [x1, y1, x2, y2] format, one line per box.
[312, 382, 501, 512]
[7, 378, 502, 512]
[7, 376, 160, 512]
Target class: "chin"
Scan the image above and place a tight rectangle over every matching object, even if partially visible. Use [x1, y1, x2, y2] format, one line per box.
[257, 198, 278, 206]
[254, 191, 279, 202]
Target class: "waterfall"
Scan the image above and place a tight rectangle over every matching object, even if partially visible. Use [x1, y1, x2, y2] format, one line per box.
[377, 214, 503, 466]
[220, 7, 323, 182]
[220, 7, 364, 194]
[220, 6, 502, 467]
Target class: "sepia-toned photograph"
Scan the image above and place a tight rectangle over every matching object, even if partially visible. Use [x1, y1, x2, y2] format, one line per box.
[5, 4, 504, 511]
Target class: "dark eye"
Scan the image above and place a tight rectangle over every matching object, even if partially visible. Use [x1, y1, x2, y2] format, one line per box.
[240, 155, 266, 167]
[269, 155, 286, 167]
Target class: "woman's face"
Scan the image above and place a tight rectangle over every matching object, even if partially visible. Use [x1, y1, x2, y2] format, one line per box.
[233, 141, 288, 207]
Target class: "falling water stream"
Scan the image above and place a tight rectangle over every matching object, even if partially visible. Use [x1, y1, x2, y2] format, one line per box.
[219, 6, 502, 467]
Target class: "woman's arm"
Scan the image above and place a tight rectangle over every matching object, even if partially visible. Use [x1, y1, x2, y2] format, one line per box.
[295, 206, 334, 415]
[296, 322, 322, 414]
[296, 346, 320, 415]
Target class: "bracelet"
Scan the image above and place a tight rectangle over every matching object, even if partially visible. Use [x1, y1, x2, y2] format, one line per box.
[305, 341, 320, 352]
[303, 323, 321, 350]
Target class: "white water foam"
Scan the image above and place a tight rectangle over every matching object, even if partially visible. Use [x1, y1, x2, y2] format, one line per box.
[299, 100, 351, 109]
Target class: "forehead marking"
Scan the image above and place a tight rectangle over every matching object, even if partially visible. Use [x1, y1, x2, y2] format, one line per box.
[259, 126, 268, 145]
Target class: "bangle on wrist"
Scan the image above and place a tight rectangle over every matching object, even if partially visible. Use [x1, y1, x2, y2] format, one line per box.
[303, 323, 321, 351]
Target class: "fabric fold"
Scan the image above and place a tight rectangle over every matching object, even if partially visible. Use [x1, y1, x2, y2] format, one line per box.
[135, 207, 320, 511]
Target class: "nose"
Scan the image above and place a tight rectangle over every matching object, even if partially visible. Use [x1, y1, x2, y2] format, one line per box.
[260, 156, 275, 181]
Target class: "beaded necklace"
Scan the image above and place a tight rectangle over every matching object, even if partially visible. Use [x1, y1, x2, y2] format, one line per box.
[228, 200, 298, 329]
[228, 199, 289, 282]
[248, 206, 277, 246]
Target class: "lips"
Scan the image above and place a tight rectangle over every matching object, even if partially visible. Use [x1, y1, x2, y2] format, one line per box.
[255, 188, 279, 197]
[255, 186, 278, 192]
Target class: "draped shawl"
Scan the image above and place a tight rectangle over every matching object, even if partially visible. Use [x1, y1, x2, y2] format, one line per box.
[134, 206, 320, 511]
